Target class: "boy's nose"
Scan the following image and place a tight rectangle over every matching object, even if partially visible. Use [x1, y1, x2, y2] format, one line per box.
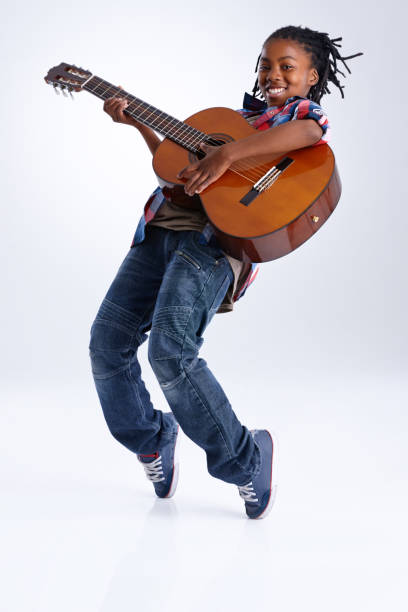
[266, 67, 282, 80]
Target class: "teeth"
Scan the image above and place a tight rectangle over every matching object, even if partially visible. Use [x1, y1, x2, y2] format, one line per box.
[267, 87, 285, 94]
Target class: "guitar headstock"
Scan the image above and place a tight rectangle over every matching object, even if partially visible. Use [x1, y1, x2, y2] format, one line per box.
[44, 63, 93, 96]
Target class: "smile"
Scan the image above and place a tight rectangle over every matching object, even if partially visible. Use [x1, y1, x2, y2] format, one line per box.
[266, 86, 287, 96]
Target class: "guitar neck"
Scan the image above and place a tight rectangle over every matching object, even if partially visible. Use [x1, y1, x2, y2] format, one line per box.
[83, 75, 205, 152]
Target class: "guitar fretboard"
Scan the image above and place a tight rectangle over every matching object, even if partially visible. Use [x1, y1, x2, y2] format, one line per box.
[84, 76, 206, 152]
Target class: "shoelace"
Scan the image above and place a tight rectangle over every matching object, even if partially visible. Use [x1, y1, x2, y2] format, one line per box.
[237, 481, 258, 503]
[141, 456, 165, 483]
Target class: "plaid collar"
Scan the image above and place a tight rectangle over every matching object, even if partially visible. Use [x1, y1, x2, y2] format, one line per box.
[242, 91, 305, 111]
[241, 92, 307, 129]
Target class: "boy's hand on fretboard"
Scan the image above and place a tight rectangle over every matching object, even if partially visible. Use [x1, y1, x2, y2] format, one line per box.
[103, 86, 140, 128]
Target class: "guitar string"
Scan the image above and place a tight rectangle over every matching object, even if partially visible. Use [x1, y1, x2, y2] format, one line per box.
[86, 78, 198, 148]
[85, 77, 279, 186]
[86, 78, 274, 185]
[86, 77, 244, 161]
[84, 78, 273, 182]
[86, 78, 273, 182]
[74, 76, 205, 153]
[92, 80, 217, 156]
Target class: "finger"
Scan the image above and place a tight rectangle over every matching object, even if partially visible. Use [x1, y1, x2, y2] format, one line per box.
[200, 142, 215, 153]
[195, 176, 214, 193]
[177, 162, 200, 179]
[185, 172, 209, 196]
[192, 173, 213, 194]
[111, 97, 128, 107]
[104, 97, 123, 113]
[180, 169, 200, 180]
[112, 98, 128, 110]
[105, 99, 122, 120]
[106, 95, 127, 107]
[176, 166, 188, 178]
[111, 99, 129, 120]
[105, 95, 122, 104]
[184, 174, 200, 194]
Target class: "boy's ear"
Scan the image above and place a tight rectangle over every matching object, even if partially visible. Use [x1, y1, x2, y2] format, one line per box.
[309, 68, 319, 86]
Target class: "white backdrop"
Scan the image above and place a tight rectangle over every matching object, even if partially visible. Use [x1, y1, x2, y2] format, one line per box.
[1, 1, 407, 611]
[2, 1, 406, 387]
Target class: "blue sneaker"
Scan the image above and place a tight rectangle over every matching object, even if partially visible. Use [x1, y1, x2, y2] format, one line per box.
[237, 429, 278, 519]
[137, 425, 180, 498]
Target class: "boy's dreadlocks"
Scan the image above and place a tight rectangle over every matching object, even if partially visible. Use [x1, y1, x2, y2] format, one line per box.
[252, 25, 363, 104]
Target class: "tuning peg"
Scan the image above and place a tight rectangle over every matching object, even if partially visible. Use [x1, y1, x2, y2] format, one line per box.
[53, 84, 60, 95]
[61, 87, 68, 97]
[69, 89, 74, 100]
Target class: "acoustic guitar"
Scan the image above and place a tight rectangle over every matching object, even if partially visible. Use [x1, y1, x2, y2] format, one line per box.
[45, 63, 341, 263]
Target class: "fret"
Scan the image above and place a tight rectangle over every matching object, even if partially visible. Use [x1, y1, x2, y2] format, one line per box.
[84, 76, 206, 152]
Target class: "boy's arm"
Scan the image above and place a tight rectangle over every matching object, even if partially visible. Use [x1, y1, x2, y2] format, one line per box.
[136, 123, 162, 156]
[178, 119, 323, 196]
[226, 119, 323, 163]
[104, 94, 323, 192]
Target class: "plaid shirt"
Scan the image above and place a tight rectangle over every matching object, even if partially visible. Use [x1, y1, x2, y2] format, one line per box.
[131, 93, 330, 302]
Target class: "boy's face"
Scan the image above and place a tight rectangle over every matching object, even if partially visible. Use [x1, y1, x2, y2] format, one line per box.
[257, 39, 319, 107]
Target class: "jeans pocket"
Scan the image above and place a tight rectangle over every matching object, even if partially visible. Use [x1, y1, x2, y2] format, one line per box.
[175, 249, 201, 270]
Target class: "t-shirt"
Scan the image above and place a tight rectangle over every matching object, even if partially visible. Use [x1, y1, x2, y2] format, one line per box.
[131, 93, 331, 313]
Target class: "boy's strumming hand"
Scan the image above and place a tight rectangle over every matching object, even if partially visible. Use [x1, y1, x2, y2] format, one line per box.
[177, 143, 233, 196]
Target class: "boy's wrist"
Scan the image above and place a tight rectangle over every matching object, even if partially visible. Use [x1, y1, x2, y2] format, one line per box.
[223, 141, 240, 163]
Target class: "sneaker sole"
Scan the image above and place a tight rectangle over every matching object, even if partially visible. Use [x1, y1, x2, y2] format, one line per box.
[253, 429, 278, 519]
[164, 425, 180, 499]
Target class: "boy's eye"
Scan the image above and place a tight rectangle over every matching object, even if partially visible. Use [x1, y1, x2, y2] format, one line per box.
[259, 64, 294, 71]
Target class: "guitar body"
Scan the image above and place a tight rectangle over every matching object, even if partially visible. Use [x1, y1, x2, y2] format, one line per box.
[153, 107, 341, 263]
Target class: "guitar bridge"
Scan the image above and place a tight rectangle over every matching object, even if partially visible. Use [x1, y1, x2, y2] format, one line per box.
[240, 156, 294, 206]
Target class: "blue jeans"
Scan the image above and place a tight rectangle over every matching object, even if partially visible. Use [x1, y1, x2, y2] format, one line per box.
[89, 225, 260, 485]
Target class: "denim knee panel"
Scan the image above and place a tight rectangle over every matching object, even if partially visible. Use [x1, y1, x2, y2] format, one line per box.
[147, 316, 201, 390]
[89, 298, 147, 380]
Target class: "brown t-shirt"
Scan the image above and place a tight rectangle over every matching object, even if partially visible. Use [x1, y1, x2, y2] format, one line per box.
[148, 199, 246, 313]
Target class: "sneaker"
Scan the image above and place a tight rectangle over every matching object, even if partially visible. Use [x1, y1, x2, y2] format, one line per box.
[237, 429, 278, 519]
[137, 425, 180, 498]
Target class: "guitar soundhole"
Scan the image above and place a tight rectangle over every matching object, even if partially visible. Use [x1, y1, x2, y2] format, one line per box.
[188, 133, 234, 163]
